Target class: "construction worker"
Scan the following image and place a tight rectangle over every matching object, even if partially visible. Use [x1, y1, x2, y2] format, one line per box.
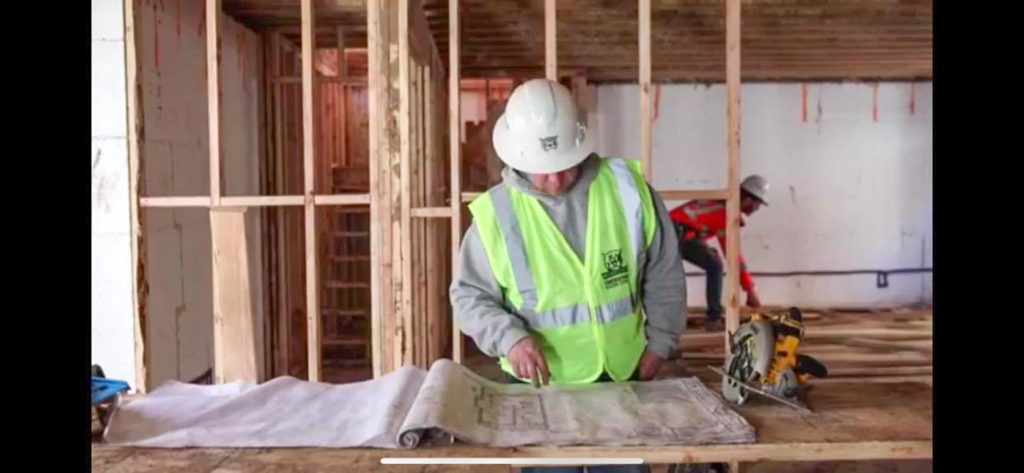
[450, 79, 686, 473]
[668, 175, 769, 332]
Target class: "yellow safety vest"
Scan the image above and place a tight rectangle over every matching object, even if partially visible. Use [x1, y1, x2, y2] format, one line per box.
[468, 157, 657, 384]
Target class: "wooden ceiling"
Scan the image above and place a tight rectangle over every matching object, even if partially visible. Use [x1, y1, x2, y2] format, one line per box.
[223, 0, 368, 48]
[223, 0, 933, 82]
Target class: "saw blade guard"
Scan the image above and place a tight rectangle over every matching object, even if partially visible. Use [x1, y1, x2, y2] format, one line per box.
[722, 354, 749, 404]
[735, 319, 775, 380]
[721, 319, 775, 404]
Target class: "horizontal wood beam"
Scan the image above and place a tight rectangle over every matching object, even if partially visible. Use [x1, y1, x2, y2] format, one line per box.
[139, 196, 212, 208]
[313, 194, 372, 205]
[504, 441, 933, 463]
[456, 66, 932, 82]
[434, 9, 932, 22]
[464, 58, 933, 69]
[140, 195, 371, 208]
[222, 196, 304, 206]
[431, 28, 934, 38]
[446, 42, 933, 54]
[272, 76, 368, 85]
[94, 440, 932, 464]
[411, 207, 453, 218]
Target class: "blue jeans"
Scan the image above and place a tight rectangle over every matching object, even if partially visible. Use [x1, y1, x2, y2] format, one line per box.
[521, 466, 649, 473]
[677, 230, 724, 321]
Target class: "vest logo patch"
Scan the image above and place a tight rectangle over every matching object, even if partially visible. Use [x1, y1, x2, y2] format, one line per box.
[601, 249, 629, 289]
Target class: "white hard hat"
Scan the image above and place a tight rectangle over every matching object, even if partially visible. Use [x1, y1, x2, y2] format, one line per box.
[492, 79, 594, 174]
[740, 174, 769, 205]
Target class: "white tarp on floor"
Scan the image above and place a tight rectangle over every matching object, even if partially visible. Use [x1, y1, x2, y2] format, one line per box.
[105, 359, 755, 449]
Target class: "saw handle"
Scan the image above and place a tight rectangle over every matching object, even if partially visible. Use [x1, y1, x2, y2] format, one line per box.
[795, 353, 828, 378]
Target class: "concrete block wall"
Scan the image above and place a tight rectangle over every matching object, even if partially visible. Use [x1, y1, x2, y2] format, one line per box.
[138, 0, 264, 387]
[91, 0, 266, 389]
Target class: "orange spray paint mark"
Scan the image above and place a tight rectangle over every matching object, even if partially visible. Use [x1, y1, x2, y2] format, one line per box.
[801, 83, 807, 122]
[872, 83, 879, 122]
[653, 84, 661, 121]
[910, 82, 916, 115]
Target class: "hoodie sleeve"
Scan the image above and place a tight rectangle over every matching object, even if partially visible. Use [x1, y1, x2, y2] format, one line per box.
[448, 223, 532, 358]
[640, 184, 688, 359]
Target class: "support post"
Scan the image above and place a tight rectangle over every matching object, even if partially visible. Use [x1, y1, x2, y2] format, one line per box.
[449, 0, 464, 363]
[301, 0, 321, 381]
[367, 0, 385, 377]
[271, 32, 290, 377]
[399, 0, 413, 368]
[126, 0, 148, 392]
[207, 0, 222, 205]
[638, 0, 652, 180]
[724, 0, 743, 347]
[545, 0, 556, 80]
[337, 26, 347, 79]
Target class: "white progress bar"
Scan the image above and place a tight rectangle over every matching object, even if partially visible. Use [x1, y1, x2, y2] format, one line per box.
[381, 458, 644, 465]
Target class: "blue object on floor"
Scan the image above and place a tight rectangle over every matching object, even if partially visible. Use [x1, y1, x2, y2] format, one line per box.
[92, 377, 130, 405]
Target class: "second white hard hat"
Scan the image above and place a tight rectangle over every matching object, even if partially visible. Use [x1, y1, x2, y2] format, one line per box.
[492, 78, 594, 174]
[741, 174, 770, 205]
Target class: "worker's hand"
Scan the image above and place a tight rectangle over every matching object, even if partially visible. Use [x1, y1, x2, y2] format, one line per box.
[746, 290, 762, 308]
[507, 336, 550, 388]
[637, 349, 665, 381]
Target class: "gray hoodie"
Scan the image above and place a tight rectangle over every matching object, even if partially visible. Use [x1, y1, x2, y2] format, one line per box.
[449, 155, 687, 361]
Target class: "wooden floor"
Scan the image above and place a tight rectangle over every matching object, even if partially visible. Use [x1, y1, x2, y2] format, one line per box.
[93, 308, 933, 472]
[674, 306, 932, 386]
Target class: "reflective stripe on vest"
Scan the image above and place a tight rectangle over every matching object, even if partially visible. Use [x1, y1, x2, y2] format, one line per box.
[682, 200, 725, 221]
[489, 185, 538, 312]
[517, 297, 635, 328]
[488, 160, 647, 326]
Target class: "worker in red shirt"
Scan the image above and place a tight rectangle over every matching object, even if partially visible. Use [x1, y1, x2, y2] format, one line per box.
[668, 175, 769, 332]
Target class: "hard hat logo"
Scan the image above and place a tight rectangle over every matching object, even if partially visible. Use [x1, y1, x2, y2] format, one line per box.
[539, 136, 559, 152]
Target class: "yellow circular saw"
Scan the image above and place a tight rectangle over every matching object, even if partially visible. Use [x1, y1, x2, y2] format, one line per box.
[712, 307, 828, 411]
